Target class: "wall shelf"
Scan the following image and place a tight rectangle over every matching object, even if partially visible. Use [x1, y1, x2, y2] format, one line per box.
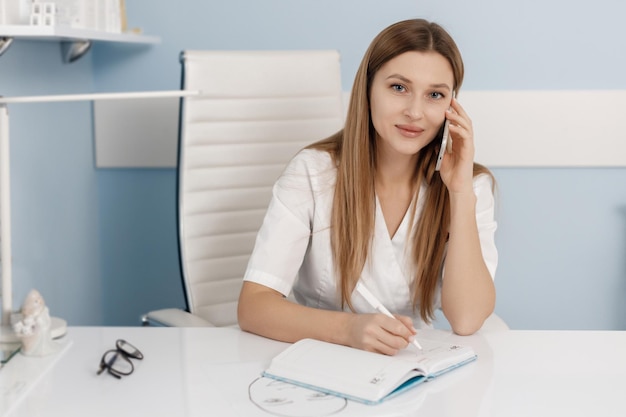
[0, 24, 159, 43]
[0, 25, 160, 62]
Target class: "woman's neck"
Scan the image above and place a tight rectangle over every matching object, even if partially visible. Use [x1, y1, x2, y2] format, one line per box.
[375, 150, 417, 190]
[374, 152, 418, 238]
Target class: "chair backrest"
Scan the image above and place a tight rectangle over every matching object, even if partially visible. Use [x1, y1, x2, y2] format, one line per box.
[177, 50, 345, 326]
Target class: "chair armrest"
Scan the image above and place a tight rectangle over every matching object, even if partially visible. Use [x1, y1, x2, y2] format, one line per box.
[141, 308, 216, 327]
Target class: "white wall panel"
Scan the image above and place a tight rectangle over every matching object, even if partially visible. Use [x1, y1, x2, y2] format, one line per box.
[462, 90, 626, 167]
[93, 97, 179, 168]
[94, 90, 626, 168]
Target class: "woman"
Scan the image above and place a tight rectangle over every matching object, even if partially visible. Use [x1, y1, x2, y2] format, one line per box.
[238, 19, 497, 355]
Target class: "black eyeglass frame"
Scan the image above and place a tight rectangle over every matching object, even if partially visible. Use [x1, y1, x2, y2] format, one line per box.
[97, 339, 144, 379]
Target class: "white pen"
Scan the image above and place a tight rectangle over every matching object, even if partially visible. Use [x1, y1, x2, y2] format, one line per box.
[355, 281, 423, 350]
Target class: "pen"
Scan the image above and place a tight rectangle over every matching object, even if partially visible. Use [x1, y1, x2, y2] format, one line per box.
[355, 281, 423, 350]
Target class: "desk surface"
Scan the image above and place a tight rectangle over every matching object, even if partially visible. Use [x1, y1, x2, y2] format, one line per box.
[1, 327, 625, 417]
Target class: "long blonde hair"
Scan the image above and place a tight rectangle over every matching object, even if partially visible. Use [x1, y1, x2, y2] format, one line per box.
[308, 19, 492, 323]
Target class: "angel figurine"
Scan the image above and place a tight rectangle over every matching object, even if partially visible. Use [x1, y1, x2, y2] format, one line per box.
[12, 289, 60, 356]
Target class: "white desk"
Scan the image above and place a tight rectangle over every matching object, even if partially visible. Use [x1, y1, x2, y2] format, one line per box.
[1, 327, 625, 417]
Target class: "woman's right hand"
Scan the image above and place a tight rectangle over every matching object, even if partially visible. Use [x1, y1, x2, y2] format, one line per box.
[345, 313, 417, 355]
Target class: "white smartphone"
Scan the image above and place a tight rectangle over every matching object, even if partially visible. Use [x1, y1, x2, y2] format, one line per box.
[435, 93, 455, 171]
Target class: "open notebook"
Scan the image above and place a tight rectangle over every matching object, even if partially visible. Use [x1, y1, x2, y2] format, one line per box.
[263, 337, 476, 405]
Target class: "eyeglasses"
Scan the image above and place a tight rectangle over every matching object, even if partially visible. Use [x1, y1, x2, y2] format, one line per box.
[97, 339, 144, 379]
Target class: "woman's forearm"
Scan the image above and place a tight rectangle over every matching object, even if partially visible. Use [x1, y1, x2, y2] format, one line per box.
[441, 191, 496, 335]
[238, 281, 353, 345]
[237, 281, 417, 354]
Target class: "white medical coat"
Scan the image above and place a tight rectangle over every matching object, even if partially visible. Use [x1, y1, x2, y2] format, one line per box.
[243, 149, 498, 328]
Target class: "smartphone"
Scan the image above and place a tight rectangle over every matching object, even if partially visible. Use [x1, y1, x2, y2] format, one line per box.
[435, 93, 455, 171]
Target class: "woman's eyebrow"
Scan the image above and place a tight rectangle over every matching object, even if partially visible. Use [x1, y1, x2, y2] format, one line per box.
[386, 74, 412, 84]
[430, 83, 452, 91]
[385, 75, 451, 92]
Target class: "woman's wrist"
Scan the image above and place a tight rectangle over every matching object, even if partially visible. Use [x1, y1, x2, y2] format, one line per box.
[448, 189, 477, 212]
[330, 312, 357, 346]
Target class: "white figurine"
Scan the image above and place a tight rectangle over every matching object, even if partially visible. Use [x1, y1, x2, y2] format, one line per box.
[12, 289, 60, 356]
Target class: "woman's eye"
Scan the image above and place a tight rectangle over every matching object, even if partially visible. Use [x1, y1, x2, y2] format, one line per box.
[391, 84, 406, 93]
[429, 92, 444, 100]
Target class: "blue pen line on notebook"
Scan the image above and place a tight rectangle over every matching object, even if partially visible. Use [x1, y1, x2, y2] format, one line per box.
[355, 282, 423, 350]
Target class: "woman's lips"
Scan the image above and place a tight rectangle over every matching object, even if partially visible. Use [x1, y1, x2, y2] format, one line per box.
[396, 124, 424, 138]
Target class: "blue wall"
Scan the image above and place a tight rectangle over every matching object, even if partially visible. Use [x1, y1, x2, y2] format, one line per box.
[0, 41, 103, 325]
[2, 0, 625, 329]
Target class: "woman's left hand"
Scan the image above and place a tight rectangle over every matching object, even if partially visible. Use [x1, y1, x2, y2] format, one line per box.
[438, 98, 475, 194]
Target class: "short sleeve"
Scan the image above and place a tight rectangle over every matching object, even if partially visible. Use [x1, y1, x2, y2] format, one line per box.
[243, 150, 327, 296]
[473, 173, 498, 280]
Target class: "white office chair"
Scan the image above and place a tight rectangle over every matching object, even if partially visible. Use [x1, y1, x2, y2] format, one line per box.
[142, 50, 345, 327]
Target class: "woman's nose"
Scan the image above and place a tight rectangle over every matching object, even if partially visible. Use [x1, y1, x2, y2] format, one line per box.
[404, 97, 423, 120]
